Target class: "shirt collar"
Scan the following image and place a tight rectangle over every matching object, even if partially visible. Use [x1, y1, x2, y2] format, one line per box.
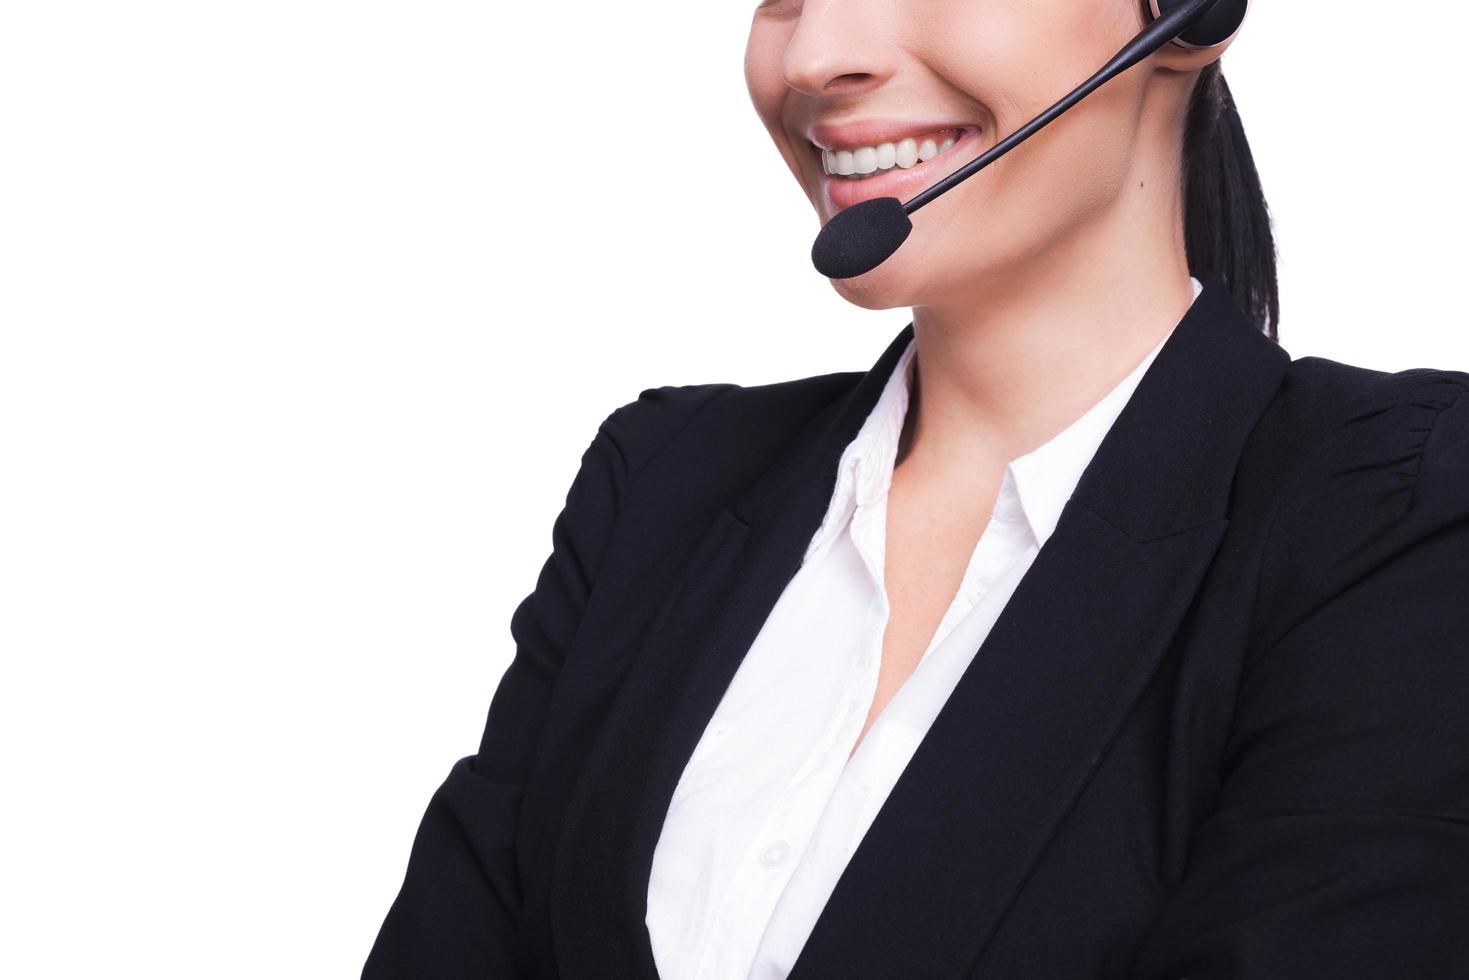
[805, 277, 1201, 560]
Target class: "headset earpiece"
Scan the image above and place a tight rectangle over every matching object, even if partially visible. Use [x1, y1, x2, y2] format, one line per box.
[1148, 0, 1248, 49]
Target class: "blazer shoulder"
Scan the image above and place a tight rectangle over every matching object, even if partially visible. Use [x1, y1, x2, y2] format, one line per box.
[604, 368, 863, 482]
[1282, 352, 1469, 415]
[1268, 355, 1469, 504]
[1248, 355, 1469, 652]
[597, 381, 742, 483]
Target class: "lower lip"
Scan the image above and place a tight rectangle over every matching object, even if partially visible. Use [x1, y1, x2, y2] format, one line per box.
[819, 127, 984, 213]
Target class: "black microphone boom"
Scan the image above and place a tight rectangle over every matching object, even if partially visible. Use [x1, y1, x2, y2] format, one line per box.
[810, 0, 1224, 279]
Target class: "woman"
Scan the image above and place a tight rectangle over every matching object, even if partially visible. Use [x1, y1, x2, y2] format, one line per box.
[364, 0, 1469, 976]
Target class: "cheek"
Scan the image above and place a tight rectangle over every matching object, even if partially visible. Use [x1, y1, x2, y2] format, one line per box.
[937, 96, 1139, 279]
[927, 17, 1143, 226]
[743, 21, 787, 131]
[927, 0, 1144, 155]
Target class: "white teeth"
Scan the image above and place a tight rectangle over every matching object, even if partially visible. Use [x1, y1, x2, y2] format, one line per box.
[821, 131, 966, 178]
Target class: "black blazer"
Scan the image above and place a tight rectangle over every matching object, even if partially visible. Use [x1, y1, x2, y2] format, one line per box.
[364, 276, 1469, 979]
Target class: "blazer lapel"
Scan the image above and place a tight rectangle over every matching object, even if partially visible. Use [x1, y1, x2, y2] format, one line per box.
[549, 313, 910, 980]
[550, 277, 1290, 980]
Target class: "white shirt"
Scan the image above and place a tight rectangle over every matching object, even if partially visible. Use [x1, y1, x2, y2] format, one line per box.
[645, 278, 1203, 980]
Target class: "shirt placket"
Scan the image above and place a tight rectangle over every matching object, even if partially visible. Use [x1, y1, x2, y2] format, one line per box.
[692, 479, 889, 980]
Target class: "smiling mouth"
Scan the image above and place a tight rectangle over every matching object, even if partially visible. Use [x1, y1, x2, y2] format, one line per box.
[816, 126, 979, 180]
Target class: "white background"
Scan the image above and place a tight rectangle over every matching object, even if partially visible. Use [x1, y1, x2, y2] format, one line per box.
[2, 3, 1464, 976]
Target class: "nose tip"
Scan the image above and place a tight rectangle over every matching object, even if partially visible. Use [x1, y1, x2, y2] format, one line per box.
[779, 1, 895, 98]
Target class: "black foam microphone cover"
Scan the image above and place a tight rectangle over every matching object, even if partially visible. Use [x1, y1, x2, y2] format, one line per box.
[810, 197, 912, 279]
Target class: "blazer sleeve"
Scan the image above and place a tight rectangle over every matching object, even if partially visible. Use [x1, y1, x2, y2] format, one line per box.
[1128, 373, 1469, 979]
[362, 383, 734, 979]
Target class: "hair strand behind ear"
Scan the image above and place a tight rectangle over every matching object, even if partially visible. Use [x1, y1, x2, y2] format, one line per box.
[1183, 61, 1280, 340]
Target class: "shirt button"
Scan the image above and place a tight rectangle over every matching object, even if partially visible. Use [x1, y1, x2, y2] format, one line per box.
[759, 840, 791, 869]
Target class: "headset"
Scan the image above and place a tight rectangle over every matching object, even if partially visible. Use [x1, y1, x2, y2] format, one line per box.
[1151, 0, 1248, 49]
[810, 0, 1250, 279]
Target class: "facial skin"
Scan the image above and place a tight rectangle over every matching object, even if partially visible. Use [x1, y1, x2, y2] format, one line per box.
[745, 0, 1238, 493]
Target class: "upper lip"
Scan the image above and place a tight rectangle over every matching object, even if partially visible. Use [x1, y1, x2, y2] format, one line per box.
[804, 119, 979, 152]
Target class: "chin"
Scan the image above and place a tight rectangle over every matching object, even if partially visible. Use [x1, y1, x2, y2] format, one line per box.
[830, 281, 905, 312]
[827, 263, 931, 311]
[819, 232, 970, 311]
